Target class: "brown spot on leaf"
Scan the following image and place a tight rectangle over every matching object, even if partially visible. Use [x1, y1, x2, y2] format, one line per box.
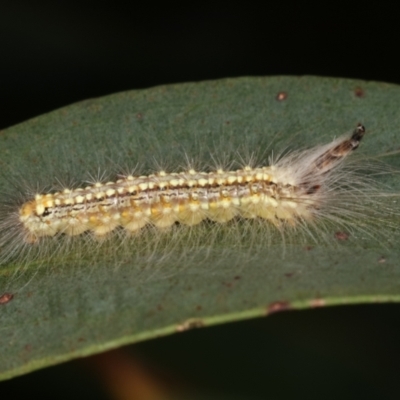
[267, 301, 291, 314]
[284, 272, 295, 278]
[276, 91, 288, 101]
[354, 87, 365, 97]
[176, 318, 205, 332]
[0, 293, 14, 305]
[378, 256, 386, 264]
[334, 231, 349, 241]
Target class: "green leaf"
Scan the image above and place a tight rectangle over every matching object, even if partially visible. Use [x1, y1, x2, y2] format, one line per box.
[1, 76, 400, 381]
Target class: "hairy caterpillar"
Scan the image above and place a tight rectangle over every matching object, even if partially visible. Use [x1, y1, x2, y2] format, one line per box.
[1, 122, 398, 270]
[19, 124, 366, 238]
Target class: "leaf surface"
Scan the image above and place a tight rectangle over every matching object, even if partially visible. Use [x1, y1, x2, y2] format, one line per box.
[1, 76, 400, 380]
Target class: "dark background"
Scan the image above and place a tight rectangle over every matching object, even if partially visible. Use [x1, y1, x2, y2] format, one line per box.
[1, 3, 398, 130]
[2, 2, 400, 399]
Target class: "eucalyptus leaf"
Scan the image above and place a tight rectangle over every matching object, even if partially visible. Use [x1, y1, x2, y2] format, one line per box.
[1, 76, 400, 381]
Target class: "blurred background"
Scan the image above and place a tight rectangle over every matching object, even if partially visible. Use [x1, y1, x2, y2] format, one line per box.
[1, 2, 398, 130]
[1, 2, 400, 399]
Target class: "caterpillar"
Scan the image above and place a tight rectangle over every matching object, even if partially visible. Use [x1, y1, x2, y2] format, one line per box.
[0, 123, 398, 268]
